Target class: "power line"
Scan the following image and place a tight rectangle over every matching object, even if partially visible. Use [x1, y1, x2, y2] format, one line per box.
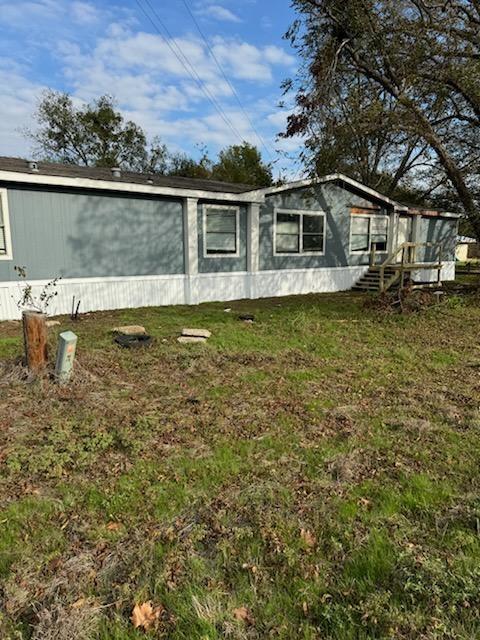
[134, 0, 247, 146]
[180, 0, 276, 162]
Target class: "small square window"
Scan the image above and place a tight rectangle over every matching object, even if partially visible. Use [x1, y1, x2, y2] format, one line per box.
[275, 210, 325, 255]
[351, 214, 389, 254]
[204, 206, 239, 256]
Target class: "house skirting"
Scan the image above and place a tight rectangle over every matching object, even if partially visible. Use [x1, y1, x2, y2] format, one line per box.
[411, 260, 455, 283]
[0, 262, 454, 320]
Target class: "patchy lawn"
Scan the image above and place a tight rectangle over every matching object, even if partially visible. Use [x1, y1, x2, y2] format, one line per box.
[1, 290, 480, 639]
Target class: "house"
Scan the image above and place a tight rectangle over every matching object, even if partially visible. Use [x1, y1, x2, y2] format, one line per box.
[456, 235, 479, 262]
[0, 157, 459, 320]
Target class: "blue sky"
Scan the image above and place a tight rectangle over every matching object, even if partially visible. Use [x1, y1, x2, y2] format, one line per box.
[0, 0, 302, 178]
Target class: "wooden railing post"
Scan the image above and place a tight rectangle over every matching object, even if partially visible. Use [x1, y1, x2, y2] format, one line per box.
[438, 245, 443, 285]
[22, 311, 48, 372]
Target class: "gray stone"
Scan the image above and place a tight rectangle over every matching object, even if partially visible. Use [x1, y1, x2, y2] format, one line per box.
[181, 328, 211, 338]
[113, 325, 146, 335]
[46, 320, 61, 328]
[177, 336, 207, 344]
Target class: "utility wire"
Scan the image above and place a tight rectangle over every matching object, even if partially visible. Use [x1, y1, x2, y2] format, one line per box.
[135, 0, 247, 145]
[180, 0, 276, 162]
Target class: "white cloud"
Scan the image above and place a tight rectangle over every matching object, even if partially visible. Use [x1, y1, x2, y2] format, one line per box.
[0, 4, 296, 162]
[267, 110, 290, 129]
[211, 38, 294, 82]
[198, 4, 242, 23]
[264, 45, 295, 66]
[0, 62, 43, 157]
[71, 1, 100, 25]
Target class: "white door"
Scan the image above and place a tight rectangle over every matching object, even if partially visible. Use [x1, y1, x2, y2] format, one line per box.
[396, 216, 413, 262]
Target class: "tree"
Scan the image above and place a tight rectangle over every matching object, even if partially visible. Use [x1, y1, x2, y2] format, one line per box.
[212, 142, 273, 186]
[26, 90, 168, 172]
[284, 0, 480, 238]
[306, 77, 431, 200]
[167, 145, 213, 179]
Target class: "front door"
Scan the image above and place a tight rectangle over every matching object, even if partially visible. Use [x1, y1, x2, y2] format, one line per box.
[396, 216, 413, 262]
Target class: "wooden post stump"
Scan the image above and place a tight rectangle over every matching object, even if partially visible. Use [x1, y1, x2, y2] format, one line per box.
[22, 311, 48, 372]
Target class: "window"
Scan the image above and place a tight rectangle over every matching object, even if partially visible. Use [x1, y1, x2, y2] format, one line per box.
[275, 209, 325, 255]
[0, 189, 12, 260]
[350, 214, 388, 253]
[204, 205, 239, 256]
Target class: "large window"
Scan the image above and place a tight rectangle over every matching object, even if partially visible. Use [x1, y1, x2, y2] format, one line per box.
[0, 189, 11, 259]
[350, 214, 388, 253]
[204, 205, 239, 256]
[275, 209, 325, 255]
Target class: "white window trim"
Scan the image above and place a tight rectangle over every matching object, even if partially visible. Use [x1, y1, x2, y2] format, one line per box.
[349, 212, 389, 255]
[273, 208, 326, 257]
[202, 204, 240, 258]
[0, 189, 13, 261]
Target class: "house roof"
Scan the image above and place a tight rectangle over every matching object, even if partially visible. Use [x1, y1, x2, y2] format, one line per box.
[0, 158, 462, 217]
[250, 174, 409, 211]
[252, 175, 461, 218]
[0, 156, 254, 195]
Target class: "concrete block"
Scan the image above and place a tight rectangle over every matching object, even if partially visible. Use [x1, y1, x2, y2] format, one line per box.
[181, 328, 211, 338]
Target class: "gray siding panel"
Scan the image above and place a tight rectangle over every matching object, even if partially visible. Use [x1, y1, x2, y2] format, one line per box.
[260, 184, 390, 271]
[197, 202, 247, 273]
[0, 187, 184, 281]
[416, 217, 457, 262]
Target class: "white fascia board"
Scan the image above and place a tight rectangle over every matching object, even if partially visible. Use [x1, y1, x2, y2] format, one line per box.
[246, 173, 408, 210]
[0, 170, 265, 204]
[436, 211, 462, 219]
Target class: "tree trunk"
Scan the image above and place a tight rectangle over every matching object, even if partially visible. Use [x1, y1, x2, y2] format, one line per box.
[22, 311, 48, 372]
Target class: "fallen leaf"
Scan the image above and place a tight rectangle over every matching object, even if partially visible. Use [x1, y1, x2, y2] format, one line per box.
[131, 601, 163, 630]
[106, 522, 122, 531]
[300, 528, 316, 548]
[233, 606, 254, 624]
[72, 598, 87, 609]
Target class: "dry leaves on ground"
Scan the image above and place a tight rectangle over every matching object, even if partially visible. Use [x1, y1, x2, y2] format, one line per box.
[131, 601, 163, 631]
[300, 528, 317, 549]
[233, 606, 255, 625]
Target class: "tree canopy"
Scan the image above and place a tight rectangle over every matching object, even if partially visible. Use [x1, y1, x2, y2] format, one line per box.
[212, 142, 273, 186]
[27, 91, 168, 173]
[26, 91, 273, 187]
[284, 0, 480, 237]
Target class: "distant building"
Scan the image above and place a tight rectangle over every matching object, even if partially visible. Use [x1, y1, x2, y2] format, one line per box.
[456, 236, 479, 262]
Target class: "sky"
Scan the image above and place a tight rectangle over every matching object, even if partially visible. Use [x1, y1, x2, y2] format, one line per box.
[0, 0, 302, 178]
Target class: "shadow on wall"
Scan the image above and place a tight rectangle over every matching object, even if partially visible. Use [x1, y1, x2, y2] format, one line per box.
[65, 191, 184, 279]
[421, 218, 457, 263]
[260, 183, 390, 271]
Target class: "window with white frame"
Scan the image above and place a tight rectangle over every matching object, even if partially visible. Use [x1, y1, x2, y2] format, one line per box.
[204, 205, 239, 256]
[0, 189, 11, 258]
[275, 209, 325, 254]
[350, 214, 388, 253]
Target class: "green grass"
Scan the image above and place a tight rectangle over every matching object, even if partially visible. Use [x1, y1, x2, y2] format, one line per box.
[1, 290, 480, 639]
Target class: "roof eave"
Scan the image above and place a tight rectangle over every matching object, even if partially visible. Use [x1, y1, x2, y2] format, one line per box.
[245, 174, 408, 210]
[0, 170, 265, 203]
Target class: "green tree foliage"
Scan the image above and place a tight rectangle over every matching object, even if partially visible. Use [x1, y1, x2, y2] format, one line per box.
[211, 142, 273, 186]
[27, 90, 169, 172]
[284, 0, 480, 237]
[167, 145, 213, 180]
[27, 92, 273, 187]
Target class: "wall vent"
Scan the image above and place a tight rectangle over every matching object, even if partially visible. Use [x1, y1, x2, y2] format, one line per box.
[28, 161, 39, 172]
[111, 167, 121, 178]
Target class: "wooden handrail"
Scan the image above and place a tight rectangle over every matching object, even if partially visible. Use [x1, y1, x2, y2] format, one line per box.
[378, 241, 444, 293]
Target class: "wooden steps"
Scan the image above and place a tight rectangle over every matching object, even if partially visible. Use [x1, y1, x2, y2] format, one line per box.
[352, 267, 399, 292]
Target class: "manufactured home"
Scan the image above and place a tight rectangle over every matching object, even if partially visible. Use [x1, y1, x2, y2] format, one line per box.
[0, 157, 459, 320]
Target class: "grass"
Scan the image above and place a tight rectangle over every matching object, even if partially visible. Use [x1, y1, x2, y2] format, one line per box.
[1, 289, 480, 639]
